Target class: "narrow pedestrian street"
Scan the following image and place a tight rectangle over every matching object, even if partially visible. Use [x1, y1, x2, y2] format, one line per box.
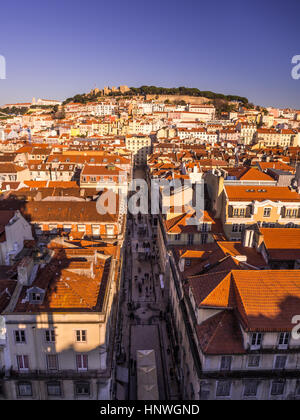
[114, 167, 181, 401]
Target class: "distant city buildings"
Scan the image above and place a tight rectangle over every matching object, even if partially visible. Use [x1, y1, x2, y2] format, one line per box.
[0, 88, 300, 400]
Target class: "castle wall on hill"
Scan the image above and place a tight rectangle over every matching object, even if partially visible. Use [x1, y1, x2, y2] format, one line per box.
[146, 94, 210, 104]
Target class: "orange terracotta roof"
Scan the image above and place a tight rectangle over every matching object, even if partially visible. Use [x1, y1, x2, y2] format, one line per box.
[259, 228, 300, 260]
[47, 181, 79, 188]
[190, 269, 300, 332]
[0, 163, 26, 173]
[81, 165, 124, 176]
[233, 270, 300, 331]
[225, 186, 300, 202]
[239, 167, 274, 181]
[14, 258, 111, 312]
[180, 250, 206, 259]
[23, 181, 48, 188]
[260, 228, 300, 250]
[165, 210, 215, 234]
[196, 310, 245, 355]
[258, 161, 295, 173]
[19, 201, 117, 223]
[189, 271, 233, 308]
[217, 242, 266, 268]
[200, 272, 235, 308]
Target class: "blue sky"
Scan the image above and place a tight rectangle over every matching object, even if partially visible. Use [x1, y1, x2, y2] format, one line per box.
[0, 0, 299, 108]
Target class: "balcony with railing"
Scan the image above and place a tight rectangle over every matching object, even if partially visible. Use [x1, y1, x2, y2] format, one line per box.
[8, 368, 105, 380]
[227, 206, 253, 221]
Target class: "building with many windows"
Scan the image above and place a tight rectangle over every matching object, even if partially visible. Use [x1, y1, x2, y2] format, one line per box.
[125, 135, 152, 166]
[166, 268, 300, 400]
[221, 185, 300, 240]
[1, 242, 122, 400]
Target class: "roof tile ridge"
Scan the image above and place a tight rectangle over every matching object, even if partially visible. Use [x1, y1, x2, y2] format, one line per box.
[61, 271, 98, 309]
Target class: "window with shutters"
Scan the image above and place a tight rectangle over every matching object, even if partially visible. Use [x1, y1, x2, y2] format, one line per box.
[233, 208, 239, 217]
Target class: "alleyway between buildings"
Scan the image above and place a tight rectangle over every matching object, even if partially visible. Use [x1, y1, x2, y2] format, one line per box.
[114, 168, 180, 400]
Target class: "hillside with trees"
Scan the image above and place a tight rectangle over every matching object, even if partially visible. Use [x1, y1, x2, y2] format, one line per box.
[63, 86, 249, 105]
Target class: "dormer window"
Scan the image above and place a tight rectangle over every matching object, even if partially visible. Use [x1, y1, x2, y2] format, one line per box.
[27, 287, 45, 304]
[31, 292, 41, 302]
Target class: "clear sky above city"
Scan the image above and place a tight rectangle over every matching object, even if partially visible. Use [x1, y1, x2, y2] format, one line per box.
[0, 0, 299, 108]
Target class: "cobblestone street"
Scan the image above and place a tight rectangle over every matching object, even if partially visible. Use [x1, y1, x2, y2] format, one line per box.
[114, 168, 180, 400]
